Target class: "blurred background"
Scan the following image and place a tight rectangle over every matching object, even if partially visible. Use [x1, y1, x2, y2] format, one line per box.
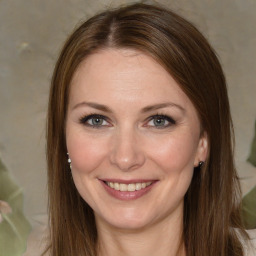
[0, 0, 255, 251]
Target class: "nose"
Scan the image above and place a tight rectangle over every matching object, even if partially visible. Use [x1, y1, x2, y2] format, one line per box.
[109, 128, 145, 171]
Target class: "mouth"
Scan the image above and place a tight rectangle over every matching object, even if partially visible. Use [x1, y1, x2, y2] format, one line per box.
[104, 181, 153, 192]
[100, 179, 157, 200]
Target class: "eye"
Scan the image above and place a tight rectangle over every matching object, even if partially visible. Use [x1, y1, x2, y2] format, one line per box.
[147, 115, 175, 128]
[79, 114, 110, 128]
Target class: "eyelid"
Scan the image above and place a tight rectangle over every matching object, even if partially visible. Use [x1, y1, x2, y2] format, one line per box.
[145, 114, 176, 128]
[78, 113, 176, 128]
[79, 114, 111, 127]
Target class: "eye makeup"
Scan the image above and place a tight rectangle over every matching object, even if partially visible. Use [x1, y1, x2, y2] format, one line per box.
[78, 112, 176, 129]
[79, 113, 111, 128]
[145, 114, 176, 129]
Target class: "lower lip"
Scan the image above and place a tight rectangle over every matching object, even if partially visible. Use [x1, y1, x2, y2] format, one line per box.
[100, 180, 157, 201]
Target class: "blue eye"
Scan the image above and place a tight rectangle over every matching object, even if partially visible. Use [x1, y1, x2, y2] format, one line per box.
[79, 114, 109, 127]
[147, 115, 175, 128]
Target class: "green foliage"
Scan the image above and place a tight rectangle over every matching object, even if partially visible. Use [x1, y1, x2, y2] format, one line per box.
[0, 159, 31, 256]
[242, 185, 256, 229]
[247, 120, 256, 167]
[242, 120, 256, 229]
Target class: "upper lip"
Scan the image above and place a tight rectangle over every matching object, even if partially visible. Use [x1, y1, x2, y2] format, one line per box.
[100, 179, 157, 184]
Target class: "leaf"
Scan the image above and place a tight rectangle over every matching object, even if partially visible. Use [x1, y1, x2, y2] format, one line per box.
[247, 120, 256, 167]
[0, 159, 31, 256]
[242, 185, 256, 229]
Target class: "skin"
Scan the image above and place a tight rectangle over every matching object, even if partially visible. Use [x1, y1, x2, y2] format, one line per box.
[66, 48, 208, 256]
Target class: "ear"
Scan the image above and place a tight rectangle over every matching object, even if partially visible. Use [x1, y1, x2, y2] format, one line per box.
[194, 131, 208, 167]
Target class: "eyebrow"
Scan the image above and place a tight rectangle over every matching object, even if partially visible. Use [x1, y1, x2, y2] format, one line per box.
[72, 101, 185, 113]
[141, 102, 185, 113]
[72, 102, 113, 113]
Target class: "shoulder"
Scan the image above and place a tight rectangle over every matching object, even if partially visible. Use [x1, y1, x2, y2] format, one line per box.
[23, 223, 49, 256]
[243, 229, 256, 256]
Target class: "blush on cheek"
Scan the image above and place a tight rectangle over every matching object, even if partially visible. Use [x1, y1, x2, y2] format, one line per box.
[149, 136, 197, 175]
[67, 137, 108, 175]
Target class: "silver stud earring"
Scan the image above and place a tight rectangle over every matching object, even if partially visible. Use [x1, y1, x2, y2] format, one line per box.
[198, 161, 204, 169]
[67, 153, 72, 170]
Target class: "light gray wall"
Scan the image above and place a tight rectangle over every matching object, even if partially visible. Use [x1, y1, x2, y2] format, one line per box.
[0, 0, 255, 223]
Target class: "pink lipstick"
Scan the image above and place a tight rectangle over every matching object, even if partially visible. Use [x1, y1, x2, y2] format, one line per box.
[99, 179, 157, 200]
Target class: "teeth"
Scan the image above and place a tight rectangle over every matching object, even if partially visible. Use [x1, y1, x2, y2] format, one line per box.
[135, 183, 141, 190]
[106, 181, 152, 191]
[128, 184, 136, 192]
[114, 183, 119, 190]
[120, 184, 127, 191]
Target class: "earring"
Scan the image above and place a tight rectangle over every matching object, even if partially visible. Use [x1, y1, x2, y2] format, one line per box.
[67, 153, 72, 170]
[198, 161, 204, 169]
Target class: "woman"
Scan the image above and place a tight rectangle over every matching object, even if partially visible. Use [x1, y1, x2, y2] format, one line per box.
[46, 3, 255, 256]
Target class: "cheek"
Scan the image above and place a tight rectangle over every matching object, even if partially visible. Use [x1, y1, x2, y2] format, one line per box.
[147, 132, 198, 174]
[146, 133, 198, 209]
[66, 131, 109, 175]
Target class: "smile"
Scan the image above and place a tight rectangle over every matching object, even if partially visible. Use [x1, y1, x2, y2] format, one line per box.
[101, 180, 157, 200]
[105, 181, 153, 191]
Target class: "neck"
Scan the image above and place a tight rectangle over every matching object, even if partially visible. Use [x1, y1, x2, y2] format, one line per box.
[96, 209, 186, 256]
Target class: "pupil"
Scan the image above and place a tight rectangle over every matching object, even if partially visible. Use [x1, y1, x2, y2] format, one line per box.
[154, 118, 165, 126]
[92, 118, 103, 125]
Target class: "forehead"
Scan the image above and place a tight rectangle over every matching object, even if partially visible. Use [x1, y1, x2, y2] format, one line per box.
[69, 48, 193, 110]
[71, 48, 168, 86]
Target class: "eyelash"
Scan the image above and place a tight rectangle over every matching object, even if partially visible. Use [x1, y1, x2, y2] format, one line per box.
[79, 114, 110, 128]
[146, 114, 176, 129]
[79, 113, 176, 129]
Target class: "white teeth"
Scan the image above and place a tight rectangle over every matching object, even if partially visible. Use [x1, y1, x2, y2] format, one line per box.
[120, 184, 127, 191]
[128, 184, 136, 192]
[114, 183, 119, 190]
[106, 181, 152, 191]
[135, 183, 142, 190]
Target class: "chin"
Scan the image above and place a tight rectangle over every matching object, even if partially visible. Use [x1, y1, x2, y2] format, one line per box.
[96, 208, 154, 231]
[107, 218, 151, 231]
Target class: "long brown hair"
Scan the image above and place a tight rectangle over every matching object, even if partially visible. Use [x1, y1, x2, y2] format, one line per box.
[47, 3, 248, 255]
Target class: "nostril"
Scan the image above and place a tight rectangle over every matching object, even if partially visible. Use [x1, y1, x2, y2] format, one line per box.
[109, 133, 146, 171]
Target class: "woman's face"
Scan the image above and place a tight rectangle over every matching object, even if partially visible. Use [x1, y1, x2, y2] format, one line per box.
[66, 49, 208, 230]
